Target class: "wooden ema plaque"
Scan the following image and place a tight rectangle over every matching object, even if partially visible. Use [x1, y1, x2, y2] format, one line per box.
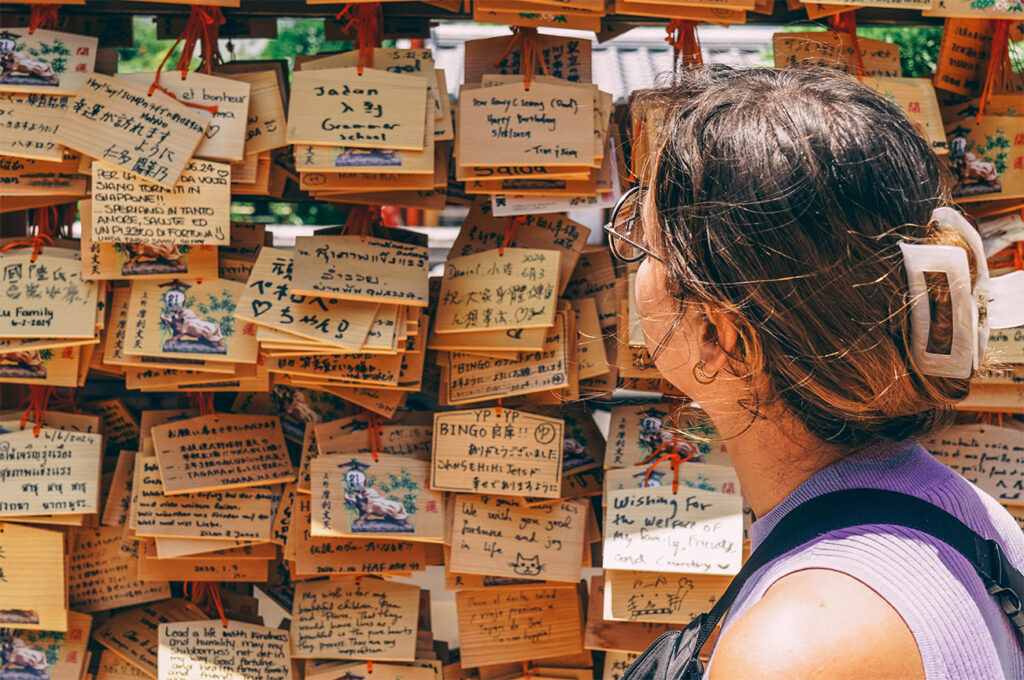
[90, 159, 231, 245]
[0, 610, 92, 680]
[133, 457, 277, 541]
[0, 249, 99, 338]
[117, 71, 251, 162]
[310, 454, 444, 542]
[93, 599, 206, 678]
[237, 247, 379, 350]
[291, 235, 430, 306]
[290, 493, 427, 576]
[0, 521, 67, 631]
[924, 424, 1024, 506]
[431, 407, 564, 498]
[55, 73, 208, 189]
[151, 413, 294, 494]
[0, 427, 103, 516]
[291, 576, 420, 660]
[287, 67, 428, 150]
[603, 569, 731, 624]
[456, 585, 584, 667]
[604, 485, 743, 575]
[0, 93, 72, 161]
[435, 248, 560, 334]
[69, 525, 171, 612]
[449, 495, 587, 583]
[159, 620, 292, 680]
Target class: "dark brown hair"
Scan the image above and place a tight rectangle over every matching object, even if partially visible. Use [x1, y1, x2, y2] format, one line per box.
[640, 66, 979, 449]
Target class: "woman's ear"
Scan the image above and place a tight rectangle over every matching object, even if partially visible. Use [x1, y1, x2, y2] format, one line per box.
[699, 305, 739, 376]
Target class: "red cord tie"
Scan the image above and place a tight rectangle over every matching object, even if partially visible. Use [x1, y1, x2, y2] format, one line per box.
[977, 20, 1011, 123]
[828, 10, 866, 80]
[2, 233, 53, 263]
[188, 391, 216, 417]
[494, 27, 550, 91]
[187, 582, 229, 627]
[148, 6, 224, 115]
[336, 3, 382, 75]
[498, 216, 525, 256]
[20, 386, 56, 437]
[28, 4, 59, 34]
[639, 439, 697, 494]
[666, 20, 702, 68]
[366, 412, 383, 462]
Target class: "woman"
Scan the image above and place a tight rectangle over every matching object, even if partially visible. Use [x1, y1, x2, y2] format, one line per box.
[608, 67, 1024, 679]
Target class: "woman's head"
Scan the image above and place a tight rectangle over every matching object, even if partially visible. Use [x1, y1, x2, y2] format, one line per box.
[632, 66, 979, 449]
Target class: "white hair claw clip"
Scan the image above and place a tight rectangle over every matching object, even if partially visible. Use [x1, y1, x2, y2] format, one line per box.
[900, 207, 1024, 379]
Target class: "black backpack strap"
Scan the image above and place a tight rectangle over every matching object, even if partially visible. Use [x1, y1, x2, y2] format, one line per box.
[687, 488, 1024, 668]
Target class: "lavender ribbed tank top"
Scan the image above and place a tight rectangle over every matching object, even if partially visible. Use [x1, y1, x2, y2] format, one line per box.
[703, 439, 1024, 680]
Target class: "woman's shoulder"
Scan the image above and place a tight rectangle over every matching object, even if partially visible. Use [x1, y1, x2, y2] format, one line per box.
[707, 568, 925, 680]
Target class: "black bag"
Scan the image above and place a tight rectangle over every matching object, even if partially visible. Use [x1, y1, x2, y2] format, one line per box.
[620, 488, 1024, 680]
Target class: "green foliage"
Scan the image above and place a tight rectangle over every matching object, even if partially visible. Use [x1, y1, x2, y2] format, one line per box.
[857, 26, 943, 79]
[379, 471, 420, 516]
[255, 19, 352, 70]
[38, 348, 53, 361]
[976, 129, 1011, 174]
[16, 38, 72, 75]
[116, 17, 182, 74]
[779, 25, 942, 78]
[194, 291, 237, 338]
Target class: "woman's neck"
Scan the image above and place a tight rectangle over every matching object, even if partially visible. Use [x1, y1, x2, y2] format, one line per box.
[699, 401, 846, 518]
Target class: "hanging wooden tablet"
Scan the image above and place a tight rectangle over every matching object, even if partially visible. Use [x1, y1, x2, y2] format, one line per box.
[0, 521, 67, 631]
[133, 457, 277, 541]
[604, 484, 743, 575]
[431, 407, 563, 497]
[0, 92, 71, 161]
[0, 249, 99, 338]
[924, 0, 1024, 17]
[55, 73, 208, 189]
[80, 203, 220, 281]
[158, 620, 292, 680]
[584, 575, 675, 653]
[98, 650, 151, 680]
[464, 34, 592, 86]
[611, 1, 748, 21]
[288, 67, 428, 150]
[458, 82, 594, 168]
[118, 71, 250, 161]
[290, 493, 427, 576]
[150, 413, 293, 494]
[603, 569, 732, 624]
[0, 28, 97, 95]
[93, 599, 207, 678]
[0, 427, 103, 516]
[0, 610, 92, 680]
[773, 31, 901, 77]
[291, 576, 421, 660]
[945, 116, 1024, 202]
[237, 247, 378, 350]
[435, 248, 560, 334]
[862, 77, 947, 153]
[90, 160, 231, 245]
[924, 424, 1024, 505]
[604, 653, 641, 680]
[449, 495, 587, 582]
[451, 200, 590, 294]
[310, 454, 444, 541]
[291, 235, 430, 306]
[125, 278, 258, 363]
[0, 156, 86, 196]
[455, 585, 583, 667]
[443, 310, 572, 404]
[69, 525, 171, 612]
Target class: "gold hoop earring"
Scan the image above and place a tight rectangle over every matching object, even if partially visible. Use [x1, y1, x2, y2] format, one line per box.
[693, 360, 718, 385]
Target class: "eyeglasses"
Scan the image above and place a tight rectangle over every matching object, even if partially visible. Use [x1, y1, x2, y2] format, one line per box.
[603, 185, 664, 263]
